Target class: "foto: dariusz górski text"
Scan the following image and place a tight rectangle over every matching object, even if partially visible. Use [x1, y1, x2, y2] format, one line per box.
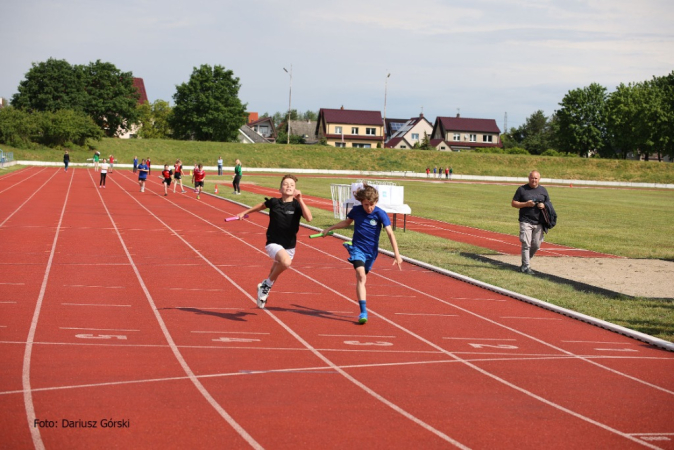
[33, 419, 130, 428]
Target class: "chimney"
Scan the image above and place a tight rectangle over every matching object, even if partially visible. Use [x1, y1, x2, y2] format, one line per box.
[340, 105, 344, 110]
[420, 112, 424, 118]
[456, 113, 460, 118]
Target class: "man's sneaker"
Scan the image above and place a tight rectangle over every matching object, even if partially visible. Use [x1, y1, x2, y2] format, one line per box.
[257, 282, 271, 308]
[520, 265, 535, 275]
[358, 312, 368, 324]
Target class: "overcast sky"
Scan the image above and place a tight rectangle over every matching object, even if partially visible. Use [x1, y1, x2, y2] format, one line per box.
[1, 0, 672, 130]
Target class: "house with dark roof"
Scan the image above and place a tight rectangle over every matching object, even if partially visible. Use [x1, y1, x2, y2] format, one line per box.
[316, 108, 384, 148]
[119, 77, 149, 138]
[385, 118, 409, 141]
[289, 120, 319, 144]
[247, 115, 276, 143]
[431, 114, 502, 151]
[385, 114, 433, 149]
[238, 124, 270, 144]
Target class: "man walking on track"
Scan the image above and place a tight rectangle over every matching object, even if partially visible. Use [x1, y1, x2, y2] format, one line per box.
[511, 170, 549, 275]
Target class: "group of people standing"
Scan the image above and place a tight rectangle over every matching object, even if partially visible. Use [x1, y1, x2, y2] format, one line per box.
[425, 166, 452, 179]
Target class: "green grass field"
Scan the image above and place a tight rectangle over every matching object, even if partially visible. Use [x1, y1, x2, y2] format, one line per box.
[5, 137, 674, 183]
[3, 139, 673, 341]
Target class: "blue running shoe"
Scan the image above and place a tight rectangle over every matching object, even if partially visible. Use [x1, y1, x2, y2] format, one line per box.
[358, 312, 368, 324]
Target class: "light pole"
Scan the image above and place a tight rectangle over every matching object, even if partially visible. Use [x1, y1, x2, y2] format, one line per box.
[283, 65, 292, 145]
[383, 72, 390, 147]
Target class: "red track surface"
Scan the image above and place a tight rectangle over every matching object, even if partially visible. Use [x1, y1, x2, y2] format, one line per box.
[1, 167, 672, 449]
[233, 182, 617, 258]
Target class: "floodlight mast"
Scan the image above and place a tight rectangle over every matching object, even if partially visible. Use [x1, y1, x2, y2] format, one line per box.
[383, 72, 390, 147]
[283, 66, 292, 145]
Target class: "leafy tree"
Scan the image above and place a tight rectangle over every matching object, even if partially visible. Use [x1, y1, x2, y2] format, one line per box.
[38, 109, 103, 147]
[171, 64, 247, 141]
[555, 83, 608, 157]
[137, 99, 173, 139]
[80, 60, 139, 137]
[11, 58, 87, 112]
[11, 58, 140, 138]
[647, 72, 674, 161]
[0, 107, 41, 148]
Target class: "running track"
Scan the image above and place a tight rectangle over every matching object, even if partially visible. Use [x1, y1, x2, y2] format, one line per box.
[234, 182, 617, 258]
[1, 167, 672, 449]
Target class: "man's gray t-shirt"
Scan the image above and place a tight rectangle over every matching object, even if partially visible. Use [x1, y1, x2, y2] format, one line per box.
[513, 185, 549, 225]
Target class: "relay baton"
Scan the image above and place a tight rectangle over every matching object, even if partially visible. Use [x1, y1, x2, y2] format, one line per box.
[309, 231, 333, 238]
[225, 214, 249, 222]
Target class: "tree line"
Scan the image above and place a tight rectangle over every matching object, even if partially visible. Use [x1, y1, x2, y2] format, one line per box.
[502, 72, 674, 161]
[0, 59, 247, 147]
[1, 58, 672, 162]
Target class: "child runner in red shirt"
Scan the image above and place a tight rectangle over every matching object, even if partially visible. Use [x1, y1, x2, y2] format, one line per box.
[192, 163, 205, 199]
[173, 159, 186, 193]
[161, 164, 173, 196]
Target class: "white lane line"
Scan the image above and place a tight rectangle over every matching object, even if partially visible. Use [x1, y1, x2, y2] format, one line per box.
[452, 297, 507, 302]
[1, 168, 60, 229]
[175, 307, 246, 311]
[562, 341, 634, 344]
[320, 334, 397, 338]
[191, 331, 270, 335]
[395, 313, 458, 317]
[500, 317, 562, 320]
[60, 327, 140, 332]
[0, 167, 49, 196]
[61, 303, 132, 307]
[299, 246, 670, 447]
[113, 171, 470, 450]
[168, 288, 226, 292]
[63, 284, 126, 289]
[443, 338, 517, 341]
[0, 282, 25, 285]
[23, 167, 73, 450]
[98, 171, 263, 450]
[0, 301, 18, 304]
[1, 354, 644, 397]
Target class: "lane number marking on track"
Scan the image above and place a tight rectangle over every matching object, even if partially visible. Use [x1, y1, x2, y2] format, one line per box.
[213, 337, 261, 343]
[344, 341, 394, 347]
[594, 348, 639, 352]
[468, 343, 519, 350]
[75, 334, 128, 340]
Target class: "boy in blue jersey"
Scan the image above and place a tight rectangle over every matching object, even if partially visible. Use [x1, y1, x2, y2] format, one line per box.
[322, 185, 402, 324]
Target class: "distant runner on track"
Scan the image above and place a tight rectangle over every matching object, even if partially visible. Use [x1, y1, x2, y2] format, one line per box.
[235, 174, 312, 309]
[192, 163, 205, 200]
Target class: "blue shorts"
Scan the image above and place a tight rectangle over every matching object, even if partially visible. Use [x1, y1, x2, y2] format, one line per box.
[344, 243, 377, 273]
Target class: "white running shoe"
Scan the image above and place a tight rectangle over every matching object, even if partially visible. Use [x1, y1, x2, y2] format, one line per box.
[256, 282, 271, 308]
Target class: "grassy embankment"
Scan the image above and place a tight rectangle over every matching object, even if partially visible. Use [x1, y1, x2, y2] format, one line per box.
[3, 139, 673, 341]
[5, 138, 674, 183]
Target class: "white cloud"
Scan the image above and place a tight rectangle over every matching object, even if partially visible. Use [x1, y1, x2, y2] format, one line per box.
[0, 0, 672, 128]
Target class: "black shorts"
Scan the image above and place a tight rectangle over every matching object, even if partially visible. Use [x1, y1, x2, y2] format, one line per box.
[174, 173, 182, 180]
[163, 178, 172, 186]
[195, 181, 204, 187]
